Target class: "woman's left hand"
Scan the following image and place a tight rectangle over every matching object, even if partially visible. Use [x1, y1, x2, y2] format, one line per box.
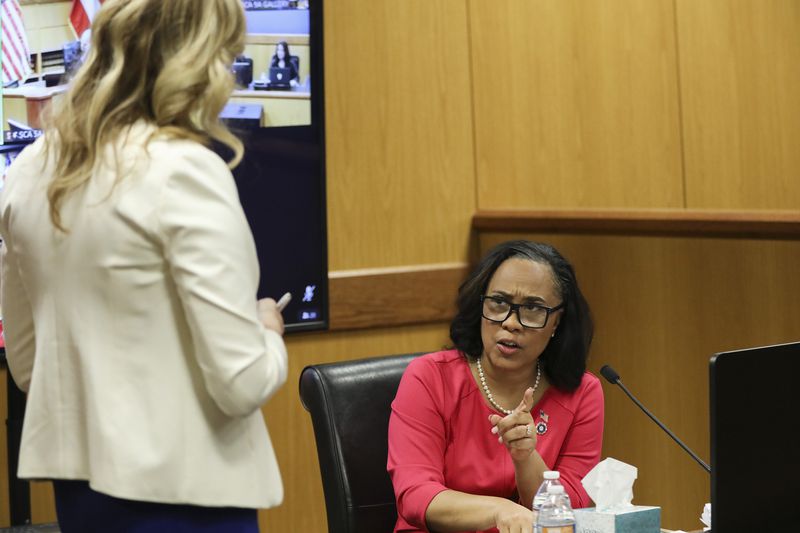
[488, 387, 537, 462]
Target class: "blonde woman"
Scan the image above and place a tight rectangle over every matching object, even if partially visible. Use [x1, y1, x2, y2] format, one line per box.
[0, 1, 287, 531]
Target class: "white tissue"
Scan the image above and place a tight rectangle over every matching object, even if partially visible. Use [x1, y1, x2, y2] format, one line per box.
[700, 502, 711, 531]
[581, 457, 637, 512]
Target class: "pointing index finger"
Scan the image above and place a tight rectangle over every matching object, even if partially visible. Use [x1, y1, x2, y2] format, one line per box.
[514, 387, 535, 414]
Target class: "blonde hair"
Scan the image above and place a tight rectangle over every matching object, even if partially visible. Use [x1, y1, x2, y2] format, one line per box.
[44, 0, 246, 231]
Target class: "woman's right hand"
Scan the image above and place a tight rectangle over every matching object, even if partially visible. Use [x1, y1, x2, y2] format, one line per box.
[493, 499, 535, 533]
[257, 298, 285, 335]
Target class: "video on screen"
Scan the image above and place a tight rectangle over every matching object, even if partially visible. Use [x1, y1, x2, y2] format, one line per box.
[2, 1, 312, 133]
[225, 1, 313, 130]
[1, 0, 327, 331]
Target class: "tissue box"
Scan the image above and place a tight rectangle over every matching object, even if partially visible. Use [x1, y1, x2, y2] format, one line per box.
[574, 506, 660, 533]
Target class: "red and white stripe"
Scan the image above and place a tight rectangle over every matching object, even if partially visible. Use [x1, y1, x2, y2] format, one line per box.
[69, 0, 104, 39]
[1, 0, 32, 86]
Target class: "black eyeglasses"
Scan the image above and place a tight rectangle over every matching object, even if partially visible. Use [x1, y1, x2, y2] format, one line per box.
[480, 295, 564, 329]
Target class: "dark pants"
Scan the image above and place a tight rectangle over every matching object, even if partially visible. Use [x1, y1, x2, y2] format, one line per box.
[53, 480, 259, 533]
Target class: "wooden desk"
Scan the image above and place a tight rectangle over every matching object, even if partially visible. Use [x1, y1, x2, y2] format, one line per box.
[230, 87, 311, 127]
[2, 85, 66, 130]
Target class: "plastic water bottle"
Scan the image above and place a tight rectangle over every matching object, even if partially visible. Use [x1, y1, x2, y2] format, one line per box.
[532, 471, 569, 527]
[535, 485, 575, 533]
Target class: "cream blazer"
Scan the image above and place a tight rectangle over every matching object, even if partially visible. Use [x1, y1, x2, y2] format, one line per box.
[0, 127, 287, 509]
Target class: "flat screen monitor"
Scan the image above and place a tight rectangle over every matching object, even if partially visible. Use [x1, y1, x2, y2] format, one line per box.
[709, 341, 800, 532]
[222, 0, 328, 332]
[2, 0, 328, 332]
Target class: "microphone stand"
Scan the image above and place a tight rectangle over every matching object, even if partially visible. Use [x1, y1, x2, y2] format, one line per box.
[604, 368, 711, 474]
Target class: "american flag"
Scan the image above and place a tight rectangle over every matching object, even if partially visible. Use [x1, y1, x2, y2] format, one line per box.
[1, 0, 32, 86]
[70, 0, 104, 38]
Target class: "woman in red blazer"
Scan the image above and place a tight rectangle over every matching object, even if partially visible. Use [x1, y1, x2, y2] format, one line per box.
[388, 240, 604, 533]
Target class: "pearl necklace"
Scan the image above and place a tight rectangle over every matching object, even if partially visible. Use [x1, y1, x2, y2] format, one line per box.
[476, 357, 540, 415]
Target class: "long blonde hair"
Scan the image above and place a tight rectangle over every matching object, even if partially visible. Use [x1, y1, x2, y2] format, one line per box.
[44, 0, 246, 231]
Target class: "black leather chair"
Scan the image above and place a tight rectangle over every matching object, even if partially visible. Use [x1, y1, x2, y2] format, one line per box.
[299, 353, 421, 533]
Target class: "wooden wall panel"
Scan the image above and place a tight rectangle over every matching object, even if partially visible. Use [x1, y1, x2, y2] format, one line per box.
[30, 482, 55, 523]
[676, 0, 800, 209]
[329, 263, 467, 330]
[20, 1, 72, 53]
[473, 207, 800, 238]
[469, 0, 683, 209]
[479, 232, 800, 530]
[324, 0, 476, 269]
[256, 323, 452, 533]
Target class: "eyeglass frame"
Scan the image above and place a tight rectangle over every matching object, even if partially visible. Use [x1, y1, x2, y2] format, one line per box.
[480, 295, 564, 329]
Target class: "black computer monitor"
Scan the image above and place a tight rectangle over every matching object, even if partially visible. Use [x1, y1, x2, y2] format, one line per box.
[224, 0, 328, 332]
[709, 341, 800, 532]
[9, 0, 329, 332]
[1, 5, 328, 519]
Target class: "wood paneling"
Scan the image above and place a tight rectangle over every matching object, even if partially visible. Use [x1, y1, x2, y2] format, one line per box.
[473, 208, 800, 239]
[30, 482, 55, 524]
[245, 34, 309, 47]
[328, 263, 467, 330]
[20, 2, 72, 53]
[257, 323, 452, 533]
[469, 0, 683, 209]
[676, 0, 800, 209]
[479, 232, 800, 530]
[324, 0, 476, 269]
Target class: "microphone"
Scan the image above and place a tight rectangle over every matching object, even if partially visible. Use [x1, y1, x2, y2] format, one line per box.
[600, 365, 710, 474]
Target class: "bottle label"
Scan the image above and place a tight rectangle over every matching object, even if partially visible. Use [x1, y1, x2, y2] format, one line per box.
[541, 527, 575, 533]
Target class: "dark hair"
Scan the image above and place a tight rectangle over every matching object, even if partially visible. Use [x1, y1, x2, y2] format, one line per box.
[449, 240, 593, 391]
[270, 41, 291, 67]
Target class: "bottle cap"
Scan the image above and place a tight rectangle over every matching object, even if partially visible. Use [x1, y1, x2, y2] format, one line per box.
[547, 485, 565, 494]
[543, 471, 560, 479]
